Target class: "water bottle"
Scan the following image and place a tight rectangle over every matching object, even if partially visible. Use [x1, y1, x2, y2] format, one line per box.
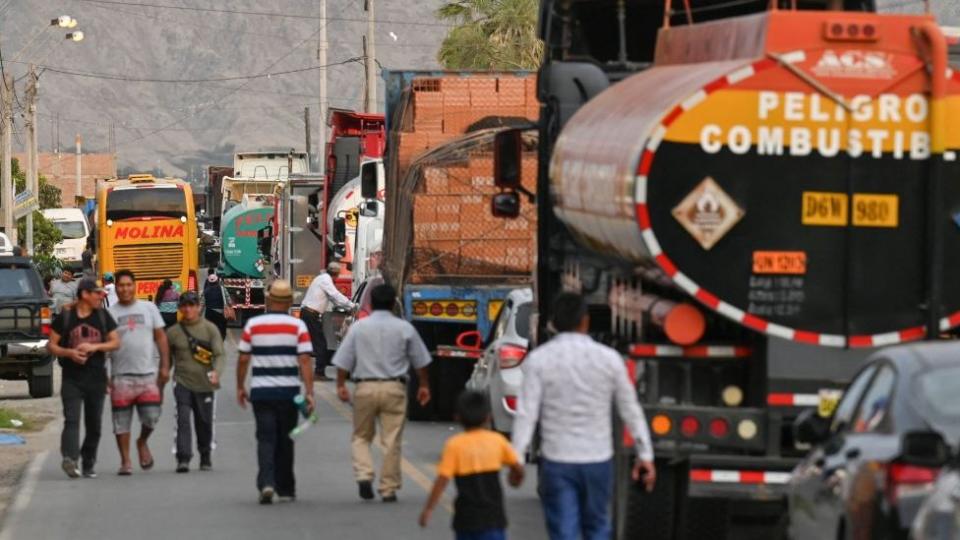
[293, 394, 310, 419]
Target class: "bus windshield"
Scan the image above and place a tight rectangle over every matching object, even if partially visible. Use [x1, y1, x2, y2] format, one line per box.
[52, 220, 87, 239]
[106, 188, 187, 221]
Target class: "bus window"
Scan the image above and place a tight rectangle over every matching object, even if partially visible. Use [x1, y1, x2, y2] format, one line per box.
[106, 188, 187, 221]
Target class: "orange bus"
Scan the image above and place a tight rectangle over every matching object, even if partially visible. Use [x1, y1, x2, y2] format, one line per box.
[96, 175, 199, 299]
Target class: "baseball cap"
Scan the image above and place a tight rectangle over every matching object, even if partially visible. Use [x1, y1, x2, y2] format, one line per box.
[102, 272, 114, 282]
[76, 278, 104, 294]
[178, 291, 200, 306]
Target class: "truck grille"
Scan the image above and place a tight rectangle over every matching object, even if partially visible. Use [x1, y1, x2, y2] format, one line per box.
[0, 306, 39, 340]
[113, 244, 184, 280]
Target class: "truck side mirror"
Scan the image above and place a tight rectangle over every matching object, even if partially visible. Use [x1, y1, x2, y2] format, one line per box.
[333, 242, 347, 258]
[360, 162, 378, 200]
[900, 431, 951, 468]
[491, 192, 521, 219]
[360, 200, 378, 218]
[494, 130, 522, 189]
[333, 216, 346, 243]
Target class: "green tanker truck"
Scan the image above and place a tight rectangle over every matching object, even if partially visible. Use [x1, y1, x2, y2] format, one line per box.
[219, 194, 275, 322]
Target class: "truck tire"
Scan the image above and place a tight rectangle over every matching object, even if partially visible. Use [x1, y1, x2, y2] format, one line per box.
[28, 372, 53, 398]
[622, 460, 682, 540]
[406, 375, 434, 421]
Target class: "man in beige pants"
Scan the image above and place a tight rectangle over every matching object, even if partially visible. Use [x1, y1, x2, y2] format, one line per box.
[334, 283, 432, 502]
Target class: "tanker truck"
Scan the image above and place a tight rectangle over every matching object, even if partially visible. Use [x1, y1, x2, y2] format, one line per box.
[219, 194, 275, 323]
[490, 2, 960, 538]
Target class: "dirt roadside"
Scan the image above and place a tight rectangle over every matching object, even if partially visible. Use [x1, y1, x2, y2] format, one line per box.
[0, 369, 61, 528]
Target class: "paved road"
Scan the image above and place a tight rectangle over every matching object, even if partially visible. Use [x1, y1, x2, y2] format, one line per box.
[0, 333, 547, 540]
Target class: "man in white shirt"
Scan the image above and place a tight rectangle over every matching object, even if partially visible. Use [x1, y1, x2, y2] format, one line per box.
[300, 262, 355, 380]
[49, 268, 79, 314]
[512, 292, 656, 540]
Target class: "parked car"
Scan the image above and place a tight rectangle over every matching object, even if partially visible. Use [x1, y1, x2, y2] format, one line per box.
[0, 257, 54, 398]
[788, 342, 960, 540]
[0, 232, 13, 256]
[905, 430, 960, 540]
[465, 288, 533, 435]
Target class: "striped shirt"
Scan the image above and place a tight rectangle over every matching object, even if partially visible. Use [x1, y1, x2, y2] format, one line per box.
[238, 312, 313, 401]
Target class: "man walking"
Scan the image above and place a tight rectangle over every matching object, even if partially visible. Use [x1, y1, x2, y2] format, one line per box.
[333, 283, 431, 502]
[236, 280, 314, 504]
[49, 268, 78, 314]
[202, 274, 232, 339]
[167, 291, 225, 473]
[48, 278, 120, 479]
[107, 270, 170, 475]
[102, 272, 118, 308]
[301, 262, 355, 380]
[512, 292, 656, 540]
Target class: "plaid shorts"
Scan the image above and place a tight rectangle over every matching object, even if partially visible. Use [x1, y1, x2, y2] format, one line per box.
[111, 375, 162, 434]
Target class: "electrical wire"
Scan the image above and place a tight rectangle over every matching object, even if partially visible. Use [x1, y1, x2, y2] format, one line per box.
[75, 0, 457, 27]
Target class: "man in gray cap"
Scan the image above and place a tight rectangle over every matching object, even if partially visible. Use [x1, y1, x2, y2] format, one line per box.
[300, 262, 355, 380]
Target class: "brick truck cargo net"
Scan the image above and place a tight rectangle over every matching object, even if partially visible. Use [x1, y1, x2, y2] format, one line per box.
[550, 11, 960, 347]
[383, 74, 538, 286]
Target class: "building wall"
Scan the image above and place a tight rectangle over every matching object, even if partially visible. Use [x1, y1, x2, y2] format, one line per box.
[13, 152, 116, 207]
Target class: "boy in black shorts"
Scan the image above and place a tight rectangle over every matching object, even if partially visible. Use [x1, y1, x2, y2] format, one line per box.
[419, 391, 525, 540]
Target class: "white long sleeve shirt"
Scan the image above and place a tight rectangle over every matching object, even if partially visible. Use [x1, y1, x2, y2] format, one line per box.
[301, 272, 353, 312]
[512, 332, 654, 464]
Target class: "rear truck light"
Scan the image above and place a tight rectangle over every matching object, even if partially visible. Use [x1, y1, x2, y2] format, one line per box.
[737, 419, 758, 440]
[722, 385, 744, 407]
[885, 463, 938, 505]
[461, 304, 476, 317]
[445, 303, 459, 317]
[651, 414, 672, 436]
[709, 418, 730, 438]
[824, 20, 879, 42]
[413, 302, 428, 316]
[429, 303, 443, 317]
[680, 416, 700, 437]
[503, 396, 518, 413]
[498, 344, 527, 369]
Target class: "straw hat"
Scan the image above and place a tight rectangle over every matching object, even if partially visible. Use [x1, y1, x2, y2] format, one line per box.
[267, 280, 294, 303]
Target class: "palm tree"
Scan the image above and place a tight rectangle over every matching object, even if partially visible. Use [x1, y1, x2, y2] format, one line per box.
[436, 0, 543, 70]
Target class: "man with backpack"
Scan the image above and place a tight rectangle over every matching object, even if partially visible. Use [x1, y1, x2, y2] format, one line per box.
[48, 278, 121, 479]
[167, 291, 225, 473]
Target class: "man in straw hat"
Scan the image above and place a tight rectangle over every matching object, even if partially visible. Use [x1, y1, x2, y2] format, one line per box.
[300, 262, 355, 380]
[236, 279, 314, 504]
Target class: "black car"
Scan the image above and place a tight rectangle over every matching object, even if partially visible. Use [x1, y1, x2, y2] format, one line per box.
[788, 342, 960, 540]
[0, 257, 54, 398]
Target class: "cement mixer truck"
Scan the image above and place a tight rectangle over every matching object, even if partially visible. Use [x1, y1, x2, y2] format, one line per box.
[490, 2, 960, 538]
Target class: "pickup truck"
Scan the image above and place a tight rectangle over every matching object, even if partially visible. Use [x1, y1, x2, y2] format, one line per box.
[0, 257, 54, 398]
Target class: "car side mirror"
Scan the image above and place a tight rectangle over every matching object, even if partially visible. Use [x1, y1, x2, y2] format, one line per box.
[491, 192, 521, 219]
[494, 130, 523, 189]
[793, 408, 831, 445]
[360, 201, 378, 218]
[900, 431, 951, 468]
[456, 330, 483, 351]
[360, 161, 378, 199]
[333, 216, 346, 243]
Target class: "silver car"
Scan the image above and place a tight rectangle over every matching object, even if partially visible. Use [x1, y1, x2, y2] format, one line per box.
[466, 288, 533, 435]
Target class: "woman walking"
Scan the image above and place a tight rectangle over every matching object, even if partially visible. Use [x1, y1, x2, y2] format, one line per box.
[202, 274, 232, 339]
[155, 280, 180, 328]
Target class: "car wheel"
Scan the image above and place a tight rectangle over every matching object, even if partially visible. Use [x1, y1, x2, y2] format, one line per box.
[28, 372, 53, 398]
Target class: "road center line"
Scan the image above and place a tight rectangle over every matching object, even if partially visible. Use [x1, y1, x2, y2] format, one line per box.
[314, 382, 453, 513]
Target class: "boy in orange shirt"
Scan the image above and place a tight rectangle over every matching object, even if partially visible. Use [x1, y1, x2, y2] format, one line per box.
[420, 390, 525, 540]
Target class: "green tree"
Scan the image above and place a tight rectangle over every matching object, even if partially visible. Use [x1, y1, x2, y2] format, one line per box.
[7, 158, 63, 258]
[436, 0, 543, 70]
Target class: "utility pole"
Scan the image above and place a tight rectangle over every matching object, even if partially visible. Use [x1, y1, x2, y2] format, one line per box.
[318, 0, 327, 176]
[75, 134, 82, 206]
[364, 0, 377, 112]
[25, 66, 39, 255]
[304, 106, 311, 169]
[1, 74, 14, 245]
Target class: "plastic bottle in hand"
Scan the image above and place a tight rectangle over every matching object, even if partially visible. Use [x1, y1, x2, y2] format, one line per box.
[290, 394, 318, 438]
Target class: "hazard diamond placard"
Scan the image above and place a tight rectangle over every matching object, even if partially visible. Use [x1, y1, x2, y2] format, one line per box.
[672, 177, 744, 250]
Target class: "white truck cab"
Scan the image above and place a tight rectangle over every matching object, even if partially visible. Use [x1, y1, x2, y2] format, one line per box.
[43, 208, 89, 265]
[351, 160, 386, 294]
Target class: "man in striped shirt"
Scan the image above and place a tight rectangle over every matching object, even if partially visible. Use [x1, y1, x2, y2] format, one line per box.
[236, 280, 315, 505]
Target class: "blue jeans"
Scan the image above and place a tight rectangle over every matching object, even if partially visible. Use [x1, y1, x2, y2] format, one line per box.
[540, 459, 613, 540]
[455, 529, 506, 540]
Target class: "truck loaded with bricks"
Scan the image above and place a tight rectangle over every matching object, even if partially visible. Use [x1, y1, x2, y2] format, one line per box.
[489, 0, 960, 538]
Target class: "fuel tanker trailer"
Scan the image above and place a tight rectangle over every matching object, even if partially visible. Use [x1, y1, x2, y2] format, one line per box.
[491, 3, 960, 538]
[219, 194, 276, 322]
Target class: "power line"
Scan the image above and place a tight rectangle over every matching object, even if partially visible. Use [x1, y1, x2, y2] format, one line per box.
[25, 57, 363, 84]
[75, 0, 457, 27]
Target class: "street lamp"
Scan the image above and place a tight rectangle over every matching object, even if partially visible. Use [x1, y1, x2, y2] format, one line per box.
[65, 32, 84, 42]
[51, 15, 78, 29]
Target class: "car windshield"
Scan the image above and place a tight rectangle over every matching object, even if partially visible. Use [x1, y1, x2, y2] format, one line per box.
[915, 366, 960, 423]
[0, 267, 38, 298]
[52, 220, 87, 239]
[107, 187, 187, 221]
[514, 302, 532, 339]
